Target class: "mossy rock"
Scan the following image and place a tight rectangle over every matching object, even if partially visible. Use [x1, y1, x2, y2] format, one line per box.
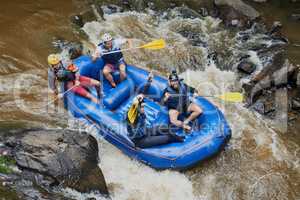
[0, 156, 15, 174]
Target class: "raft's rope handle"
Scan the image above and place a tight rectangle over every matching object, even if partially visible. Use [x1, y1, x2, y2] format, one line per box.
[45, 85, 78, 108]
[27, 84, 79, 113]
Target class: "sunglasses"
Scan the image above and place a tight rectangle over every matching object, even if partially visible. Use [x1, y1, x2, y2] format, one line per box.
[170, 80, 179, 83]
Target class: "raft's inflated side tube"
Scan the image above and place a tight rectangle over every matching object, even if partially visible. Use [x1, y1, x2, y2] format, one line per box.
[70, 55, 232, 169]
[78, 56, 104, 80]
[127, 66, 168, 101]
[103, 78, 135, 110]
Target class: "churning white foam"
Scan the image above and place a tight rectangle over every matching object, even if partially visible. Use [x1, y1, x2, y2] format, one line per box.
[77, 8, 300, 200]
[62, 187, 108, 200]
[98, 142, 196, 200]
[70, 121, 196, 200]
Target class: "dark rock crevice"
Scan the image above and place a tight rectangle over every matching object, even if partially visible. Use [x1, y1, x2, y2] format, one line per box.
[0, 128, 108, 199]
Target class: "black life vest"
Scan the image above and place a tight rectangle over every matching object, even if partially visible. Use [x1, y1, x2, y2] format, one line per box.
[54, 64, 76, 82]
[98, 42, 123, 64]
[164, 83, 189, 111]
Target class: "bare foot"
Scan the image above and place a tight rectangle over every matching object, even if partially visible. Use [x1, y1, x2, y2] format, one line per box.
[111, 82, 116, 88]
[183, 124, 191, 132]
[91, 97, 99, 104]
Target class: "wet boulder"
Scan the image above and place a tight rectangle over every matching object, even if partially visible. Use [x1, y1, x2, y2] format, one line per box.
[101, 4, 124, 15]
[252, 98, 275, 115]
[242, 55, 296, 104]
[70, 4, 103, 28]
[250, 87, 288, 120]
[170, 6, 204, 19]
[70, 15, 84, 28]
[11, 129, 108, 195]
[290, 13, 300, 21]
[214, 0, 260, 28]
[267, 21, 282, 36]
[296, 69, 300, 87]
[71, 10, 98, 28]
[116, 0, 212, 12]
[291, 98, 300, 110]
[251, 50, 286, 83]
[237, 61, 256, 74]
[266, 21, 289, 44]
[252, 0, 267, 2]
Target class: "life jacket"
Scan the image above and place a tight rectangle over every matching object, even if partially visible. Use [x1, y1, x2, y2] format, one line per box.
[127, 113, 147, 140]
[55, 63, 77, 82]
[165, 83, 189, 111]
[98, 42, 123, 64]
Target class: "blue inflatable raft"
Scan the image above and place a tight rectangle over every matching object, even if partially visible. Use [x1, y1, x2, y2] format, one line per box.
[65, 55, 231, 170]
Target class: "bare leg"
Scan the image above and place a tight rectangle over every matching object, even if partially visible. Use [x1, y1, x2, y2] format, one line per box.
[184, 103, 202, 124]
[90, 79, 100, 87]
[86, 93, 99, 104]
[119, 63, 127, 81]
[90, 79, 102, 99]
[103, 65, 116, 87]
[169, 109, 191, 131]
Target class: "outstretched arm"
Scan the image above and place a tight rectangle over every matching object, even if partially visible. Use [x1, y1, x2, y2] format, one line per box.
[92, 46, 103, 62]
[163, 92, 170, 102]
[92, 50, 101, 62]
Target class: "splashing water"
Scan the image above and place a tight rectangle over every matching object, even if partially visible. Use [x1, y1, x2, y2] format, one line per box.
[0, 0, 297, 199]
[98, 143, 195, 200]
[69, 65, 299, 200]
[77, 9, 300, 200]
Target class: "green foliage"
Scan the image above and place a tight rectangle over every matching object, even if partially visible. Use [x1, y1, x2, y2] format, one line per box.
[0, 156, 15, 174]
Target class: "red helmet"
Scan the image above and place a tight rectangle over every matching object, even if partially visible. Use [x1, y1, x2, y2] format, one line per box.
[67, 64, 78, 72]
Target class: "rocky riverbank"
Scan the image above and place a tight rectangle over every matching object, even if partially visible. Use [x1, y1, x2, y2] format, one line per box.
[1, 0, 299, 199]
[0, 127, 108, 199]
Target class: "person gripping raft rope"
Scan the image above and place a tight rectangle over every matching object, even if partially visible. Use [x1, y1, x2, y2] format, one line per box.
[47, 54, 101, 104]
[126, 72, 185, 148]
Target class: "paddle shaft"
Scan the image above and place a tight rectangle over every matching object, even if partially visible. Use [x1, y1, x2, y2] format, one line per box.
[100, 39, 165, 55]
[102, 46, 143, 55]
[167, 93, 240, 102]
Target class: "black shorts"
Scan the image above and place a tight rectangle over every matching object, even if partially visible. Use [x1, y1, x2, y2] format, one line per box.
[167, 100, 191, 114]
[179, 100, 191, 114]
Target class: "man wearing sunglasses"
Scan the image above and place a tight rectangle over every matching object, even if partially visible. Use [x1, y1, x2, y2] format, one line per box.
[92, 33, 132, 88]
[163, 71, 202, 132]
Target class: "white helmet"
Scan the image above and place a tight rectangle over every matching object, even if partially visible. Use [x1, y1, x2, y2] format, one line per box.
[102, 33, 113, 42]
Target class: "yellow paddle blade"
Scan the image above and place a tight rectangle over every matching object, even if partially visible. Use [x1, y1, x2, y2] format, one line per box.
[127, 102, 139, 124]
[140, 39, 166, 50]
[216, 92, 244, 103]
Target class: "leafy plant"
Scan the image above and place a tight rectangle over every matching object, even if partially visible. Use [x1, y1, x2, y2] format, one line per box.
[0, 156, 15, 174]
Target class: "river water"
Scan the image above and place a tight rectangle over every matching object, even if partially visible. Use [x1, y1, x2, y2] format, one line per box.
[0, 1, 299, 200]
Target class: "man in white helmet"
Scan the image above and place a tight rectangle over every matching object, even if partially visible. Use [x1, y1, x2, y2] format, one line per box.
[92, 33, 132, 88]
